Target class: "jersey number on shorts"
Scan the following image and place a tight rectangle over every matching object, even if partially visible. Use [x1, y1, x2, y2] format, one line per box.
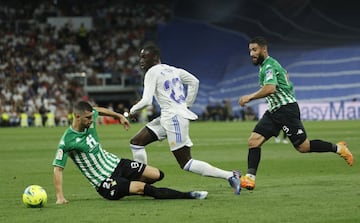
[164, 77, 185, 104]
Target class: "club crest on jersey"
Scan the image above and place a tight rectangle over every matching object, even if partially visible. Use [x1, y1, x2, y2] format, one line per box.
[265, 69, 273, 81]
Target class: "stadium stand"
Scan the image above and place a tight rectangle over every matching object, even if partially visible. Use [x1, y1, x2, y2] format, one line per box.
[158, 0, 360, 117]
[171, 0, 360, 45]
[158, 20, 360, 116]
[1, 0, 359, 126]
[0, 0, 171, 127]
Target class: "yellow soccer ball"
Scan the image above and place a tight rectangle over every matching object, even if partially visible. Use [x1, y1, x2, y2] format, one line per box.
[22, 185, 47, 208]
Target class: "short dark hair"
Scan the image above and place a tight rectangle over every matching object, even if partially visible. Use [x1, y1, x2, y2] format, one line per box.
[249, 36, 268, 47]
[74, 101, 93, 114]
[142, 42, 160, 57]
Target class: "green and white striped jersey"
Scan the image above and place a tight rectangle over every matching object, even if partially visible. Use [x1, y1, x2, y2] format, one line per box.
[52, 109, 120, 188]
[259, 56, 296, 112]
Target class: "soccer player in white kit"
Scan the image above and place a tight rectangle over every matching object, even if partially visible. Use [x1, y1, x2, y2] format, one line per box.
[129, 43, 241, 195]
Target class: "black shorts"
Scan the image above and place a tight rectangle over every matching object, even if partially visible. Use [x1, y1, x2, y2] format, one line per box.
[97, 159, 146, 200]
[253, 102, 307, 147]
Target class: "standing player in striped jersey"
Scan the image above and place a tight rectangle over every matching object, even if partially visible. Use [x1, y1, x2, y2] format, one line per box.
[239, 36, 354, 190]
[53, 101, 208, 204]
[128, 43, 241, 195]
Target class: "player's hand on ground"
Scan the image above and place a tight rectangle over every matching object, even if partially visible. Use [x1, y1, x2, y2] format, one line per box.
[56, 198, 68, 205]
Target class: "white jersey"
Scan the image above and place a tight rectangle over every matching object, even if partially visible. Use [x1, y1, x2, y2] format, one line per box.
[130, 64, 199, 120]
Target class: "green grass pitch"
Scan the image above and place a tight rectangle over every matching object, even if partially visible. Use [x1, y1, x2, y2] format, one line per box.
[0, 120, 359, 223]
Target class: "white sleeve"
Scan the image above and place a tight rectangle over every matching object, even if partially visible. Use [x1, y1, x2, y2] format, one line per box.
[178, 68, 199, 107]
[129, 71, 156, 114]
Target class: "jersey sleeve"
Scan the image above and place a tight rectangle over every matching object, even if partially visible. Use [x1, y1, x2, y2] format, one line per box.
[129, 70, 156, 114]
[178, 68, 199, 107]
[262, 64, 278, 85]
[52, 137, 69, 168]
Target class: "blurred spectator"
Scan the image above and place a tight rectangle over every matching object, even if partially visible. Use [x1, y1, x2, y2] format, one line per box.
[115, 102, 130, 117]
[223, 98, 233, 121]
[213, 101, 224, 121]
[45, 110, 56, 127]
[202, 101, 213, 121]
[20, 112, 29, 127]
[77, 23, 91, 55]
[107, 102, 114, 111]
[33, 110, 43, 127]
[0, 108, 10, 127]
[55, 104, 69, 126]
[244, 106, 257, 121]
[202, 99, 234, 121]
[9, 108, 19, 126]
[0, 1, 171, 127]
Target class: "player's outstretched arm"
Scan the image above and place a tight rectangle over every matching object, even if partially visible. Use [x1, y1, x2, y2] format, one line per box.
[94, 106, 130, 130]
[53, 166, 68, 204]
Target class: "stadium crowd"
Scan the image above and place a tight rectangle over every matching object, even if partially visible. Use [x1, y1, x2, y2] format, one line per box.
[201, 99, 257, 122]
[0, 0, 171, 127]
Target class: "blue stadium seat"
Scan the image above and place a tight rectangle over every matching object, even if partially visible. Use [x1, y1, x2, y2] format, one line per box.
[158, 20, 360, 116]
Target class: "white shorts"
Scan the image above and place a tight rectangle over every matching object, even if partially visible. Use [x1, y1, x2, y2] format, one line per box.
[146, 115, 193, 151]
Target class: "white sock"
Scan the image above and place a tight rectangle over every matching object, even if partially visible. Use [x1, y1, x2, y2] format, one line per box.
[245, 173, 256, 180]
[183, 159, 233, 179]
[130, 144, 147, 164]
[336, 144, 341, 154]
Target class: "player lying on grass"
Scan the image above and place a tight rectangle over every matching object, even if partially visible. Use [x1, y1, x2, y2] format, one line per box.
[53, 101, 207, 204]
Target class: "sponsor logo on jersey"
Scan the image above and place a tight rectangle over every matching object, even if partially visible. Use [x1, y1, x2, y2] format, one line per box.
[265, 69, 273, 81]
[56, 149, 64, 160]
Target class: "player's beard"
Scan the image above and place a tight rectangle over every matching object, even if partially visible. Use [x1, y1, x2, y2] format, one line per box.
[81, 121, 92, 131]
[252, 54, 265, 66]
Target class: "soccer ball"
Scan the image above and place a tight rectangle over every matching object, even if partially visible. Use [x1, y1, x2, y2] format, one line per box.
[22, 185, 47, 208]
